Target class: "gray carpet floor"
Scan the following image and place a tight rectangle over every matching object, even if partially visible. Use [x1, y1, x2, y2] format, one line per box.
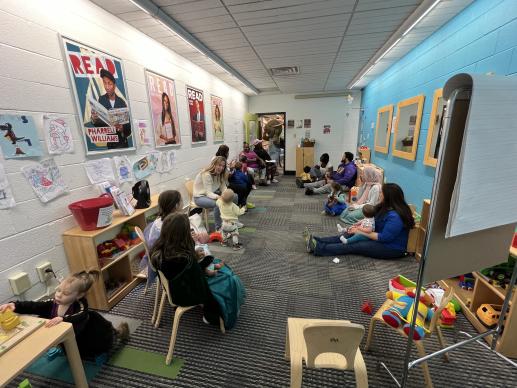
[12, 177, 517, 387]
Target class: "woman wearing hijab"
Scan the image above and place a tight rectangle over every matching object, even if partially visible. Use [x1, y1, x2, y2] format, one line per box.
[338, 166, 382, 227]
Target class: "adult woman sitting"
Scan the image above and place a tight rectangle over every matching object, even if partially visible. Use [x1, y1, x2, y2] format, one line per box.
[306, 183, 414, 259]
[193, 156, 233, 231]
[338, 166, 382, 227]
[215, 144, 229, 159]
[252, 139, 278, 184]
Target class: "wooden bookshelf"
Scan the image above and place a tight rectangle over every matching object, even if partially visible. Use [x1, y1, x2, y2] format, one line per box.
[62, 194, 158, 310]
[438, 248, 517, 357]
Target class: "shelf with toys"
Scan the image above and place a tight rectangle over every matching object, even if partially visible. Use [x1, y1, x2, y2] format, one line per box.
[62, 194, 158, 311]
[438, 248, 517, 357]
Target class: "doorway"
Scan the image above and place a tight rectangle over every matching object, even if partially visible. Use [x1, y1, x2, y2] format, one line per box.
[256, 112, 287, 174]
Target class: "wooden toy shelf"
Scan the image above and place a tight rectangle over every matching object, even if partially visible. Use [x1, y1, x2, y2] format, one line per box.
[62, 194, 158, 311]
[438, 249, 517, 357]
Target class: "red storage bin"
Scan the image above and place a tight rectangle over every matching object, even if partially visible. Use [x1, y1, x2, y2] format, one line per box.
[68, 195, 114, 231]
[512, 233, 517, 248]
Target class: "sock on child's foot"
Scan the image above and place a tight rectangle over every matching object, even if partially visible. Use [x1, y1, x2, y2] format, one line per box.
[340, 236, 348, 244]
[337, 224, 345, 233]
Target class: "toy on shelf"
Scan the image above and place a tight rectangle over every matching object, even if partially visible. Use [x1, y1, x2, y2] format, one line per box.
[96, 223, 142, 266]
[476, 304, 505, 328]
[382, 288, 435, 340]
[458, 273, 474, 290]
[0, 309, 20, 331]
[481, 256, 516, 290]
[361, 301, 373, 315]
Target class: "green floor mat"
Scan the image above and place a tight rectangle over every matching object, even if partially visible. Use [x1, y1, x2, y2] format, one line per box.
[240, 227, 256, 233]
[26, 355, 102, 384]
[108, 346, 184, 379]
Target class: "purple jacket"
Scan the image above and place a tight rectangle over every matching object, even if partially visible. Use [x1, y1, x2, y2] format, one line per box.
[331, 162, 357, 188]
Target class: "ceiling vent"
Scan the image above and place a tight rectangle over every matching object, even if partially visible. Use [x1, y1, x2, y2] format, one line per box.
[270, 66, 300, 76]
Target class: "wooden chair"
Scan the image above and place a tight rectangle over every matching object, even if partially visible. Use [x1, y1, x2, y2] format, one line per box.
[134, 226, 161, 325]
[154, 270, 225, 365]
[184, 179, 209, 230]
[285, 318, 368, 388]
[364, 289, 454, 388]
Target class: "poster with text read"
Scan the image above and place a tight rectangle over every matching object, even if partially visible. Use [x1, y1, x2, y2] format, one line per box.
[211, 95, 224, 142]
[62, 37, 134, 154]
[145, 70, 180, 147]
[186, 86, 206, 143]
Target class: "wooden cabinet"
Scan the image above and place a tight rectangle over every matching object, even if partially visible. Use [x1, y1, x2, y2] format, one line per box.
[439, 267, 517, 357]
[62, 195, 158, 310]
[295, 147, 314, 177]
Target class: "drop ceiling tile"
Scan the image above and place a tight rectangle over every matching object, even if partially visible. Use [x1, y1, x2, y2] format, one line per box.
[228, 0, 342, 13]
[117, 11, 152, 22]
[161, 0, 223, 15]
[355, 0, 421, 12]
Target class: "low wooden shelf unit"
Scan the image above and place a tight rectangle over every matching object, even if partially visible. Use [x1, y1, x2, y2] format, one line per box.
[62, 194, 158, 311]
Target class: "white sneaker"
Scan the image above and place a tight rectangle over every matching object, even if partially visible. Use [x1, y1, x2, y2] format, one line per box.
[272, 178, 279, 183]
[340, 236, 348, 244]
[321, 211, 327, 215]
[202, 316, 210, 325]
[252, 185, 257, 190]
[337, 224, 345, 233]
[266, 180, 271, 185]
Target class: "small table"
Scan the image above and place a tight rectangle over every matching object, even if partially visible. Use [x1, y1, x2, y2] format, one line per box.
[0, 320, 88, 387]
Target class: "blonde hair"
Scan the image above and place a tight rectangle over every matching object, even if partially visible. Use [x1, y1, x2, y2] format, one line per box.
[203, 156, 228, 182]
[221, 188, 234, 204]
[63, 270, 100, 295]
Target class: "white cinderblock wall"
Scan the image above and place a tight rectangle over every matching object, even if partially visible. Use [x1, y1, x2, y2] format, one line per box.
[0, 0, 247, 303]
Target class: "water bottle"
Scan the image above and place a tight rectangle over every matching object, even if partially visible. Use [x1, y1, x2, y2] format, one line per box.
[350, 187, 358, 202]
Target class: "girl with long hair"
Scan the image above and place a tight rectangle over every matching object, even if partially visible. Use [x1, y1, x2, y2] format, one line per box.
[306, 183, 414, 259]
[150, 213, 221, 324]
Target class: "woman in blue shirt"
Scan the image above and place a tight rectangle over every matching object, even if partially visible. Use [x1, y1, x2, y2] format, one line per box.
[307, 183, 414, 259]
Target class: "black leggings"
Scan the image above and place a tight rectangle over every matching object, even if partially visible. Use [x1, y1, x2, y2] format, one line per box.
[229, 183, 251, 207]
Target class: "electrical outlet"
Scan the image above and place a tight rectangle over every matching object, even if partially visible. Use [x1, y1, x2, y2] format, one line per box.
[9, 272, 31, 295]
[36, 262, 53, 282]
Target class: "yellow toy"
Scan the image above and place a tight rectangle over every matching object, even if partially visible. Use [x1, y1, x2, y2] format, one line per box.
[0, 309, 20, 331]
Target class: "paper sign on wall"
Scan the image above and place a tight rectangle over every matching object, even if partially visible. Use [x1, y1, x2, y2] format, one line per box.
[0, 114, 43, 158]
[113, 155, 134, 183]
[133, 154, 157, 180]
[22, 159, 68, 203]
[43, 114, 74, 154]
[0, 164, 16, 209]
[135, 119, 152, 146]
[85, 158, 115, 184]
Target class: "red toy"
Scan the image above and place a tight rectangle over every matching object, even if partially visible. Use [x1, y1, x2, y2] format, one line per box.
[208, 231, 223, 243]
[361, 301, 374, 315]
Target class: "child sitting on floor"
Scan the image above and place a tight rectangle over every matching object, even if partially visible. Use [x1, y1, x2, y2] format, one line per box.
[323, 182, 348, 216]
[296, 165, 313, 188]
[195, 246, 224, 276]
[337, 204, 376, 244]
[0, 270, 129, 358]
[216, 188, 245, 250]
[239, 155, 257, 190]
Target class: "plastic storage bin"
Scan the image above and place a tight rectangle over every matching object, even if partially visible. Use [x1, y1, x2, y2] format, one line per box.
[68, 195, 114, 231]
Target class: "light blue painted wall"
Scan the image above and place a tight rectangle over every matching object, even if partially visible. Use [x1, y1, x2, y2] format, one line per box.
[359, 0, 517, 211]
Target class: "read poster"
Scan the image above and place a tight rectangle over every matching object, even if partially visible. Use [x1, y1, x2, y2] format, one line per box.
[145, 70, 180, 147]
[211, 95, 224, 142]
[62, 37, 134, 154]
[186, 86, 206, 143]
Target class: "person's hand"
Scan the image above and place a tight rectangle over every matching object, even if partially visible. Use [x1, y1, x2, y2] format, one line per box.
[115, 124, 123, 132]
[45, 316, 63, 327]
[0, 303, 15, 313]
[160, 134, 167, 140]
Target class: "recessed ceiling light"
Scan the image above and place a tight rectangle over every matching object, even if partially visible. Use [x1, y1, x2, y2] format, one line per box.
[270, 66, 300, 76]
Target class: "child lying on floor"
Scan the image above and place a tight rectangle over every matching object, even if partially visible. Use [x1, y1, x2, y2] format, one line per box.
[0, 270, 129, 358]
[337, 204, 376, 244]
